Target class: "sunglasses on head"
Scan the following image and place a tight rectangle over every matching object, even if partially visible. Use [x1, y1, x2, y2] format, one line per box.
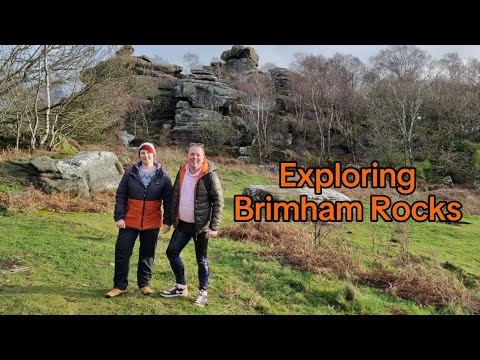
[189, 143, 204, 148]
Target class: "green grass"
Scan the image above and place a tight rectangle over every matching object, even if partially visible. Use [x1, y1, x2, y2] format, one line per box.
[0, 156, 479, 314]
[409, 214, 480, 276]
[337, 204, 480, 278]
[220, 168, 276, 226]
[0, 208, 443, 315]
[0, 184, 22, 193]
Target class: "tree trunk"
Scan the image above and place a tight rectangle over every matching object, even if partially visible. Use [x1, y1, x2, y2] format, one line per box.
[39, 45, 51, 148]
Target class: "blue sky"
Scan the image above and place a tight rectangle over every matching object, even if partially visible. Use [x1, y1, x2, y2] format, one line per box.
[133, 45, 480, 69]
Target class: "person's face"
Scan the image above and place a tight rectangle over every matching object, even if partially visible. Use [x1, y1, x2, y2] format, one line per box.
[187, 146, 205, 171]
[140, 150, 155, 165]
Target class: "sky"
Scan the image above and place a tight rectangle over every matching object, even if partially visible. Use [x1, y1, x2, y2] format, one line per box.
[133, 45, 480, 69]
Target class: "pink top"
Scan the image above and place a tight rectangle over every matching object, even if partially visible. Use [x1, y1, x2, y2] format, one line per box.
[179, 164, 201, 223]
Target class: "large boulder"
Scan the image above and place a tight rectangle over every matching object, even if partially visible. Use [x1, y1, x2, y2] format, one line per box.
[145, 75, 179, 124]
[189, 69, 218, 82]
[268, 67, 294, 96]
[220, 45, 259, 76]
[175, 78, 237, 110]
[171, 107, 232, 145]
[171, 78, 238, 144]
[241, 185, 352, 220]
[242, 185, 351, 203]
[221, 45, 259, 64]
[30, 152, 124, 197]
[0, 160, 37, 189]
[131, 56, 183, 77]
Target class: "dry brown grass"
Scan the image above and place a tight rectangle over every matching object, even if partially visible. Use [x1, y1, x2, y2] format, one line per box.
[223, 221, 360, 277]
[1, 144, 274, 187]
[223, 220, 480, 313]
[0, 139, 130, 163]
[0, 145, 188, 214]
[427, 187, 480, 216]
[0, 187, 115, 213]
[157, 146, 189, 168]
[0, 148, 54, 162]
[358, 263, 479, 312]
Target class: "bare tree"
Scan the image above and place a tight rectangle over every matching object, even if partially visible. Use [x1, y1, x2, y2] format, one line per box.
[183, 52, 201, 73]
[39, 45, 51, 148]
[368, 45, 432, 166]
[0, 84, 36, 149]
[39, 45, 117, 149]
[0, 45, 139, 150]
[197, 101, 237, 150]
[292, 54, 331, 165]
[437, 52, 466, 83]
[289, 71, 310, 146]
[290, 53, 360, 165]
[47, 79, 130, 146]
[370, 45, 431, 81]
[465, 57, 480, 85]
[234, 73, 276, 161]
[0, 45, 43, 98]
[126, 96, 151, 137]
[391, 81, 423, 166]
[46, 47, 139, 147]
[260, 62, 277, 72]
[208, 57, 229, 81]
[152, 55, 170, 65]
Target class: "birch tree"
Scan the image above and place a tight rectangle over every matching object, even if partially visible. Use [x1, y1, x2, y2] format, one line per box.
[0, 45, 134, 149]
[369, 45, 432, 166]
[234, 72, 276, 161]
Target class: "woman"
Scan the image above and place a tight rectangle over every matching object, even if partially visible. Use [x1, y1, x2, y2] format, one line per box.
[160, 143, 224, 306]
[106, 142, 173, 298]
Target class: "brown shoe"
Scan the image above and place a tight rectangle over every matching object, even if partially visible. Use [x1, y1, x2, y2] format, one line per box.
[140, 286, 154, 296]
[105, 288, 127, 298]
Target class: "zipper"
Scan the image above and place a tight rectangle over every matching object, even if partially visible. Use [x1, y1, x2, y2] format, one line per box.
[141, 173, 157, 230]
[135, 169, 154, 230]
[141, 188, 146, 230]
[133, 165, 160, 230]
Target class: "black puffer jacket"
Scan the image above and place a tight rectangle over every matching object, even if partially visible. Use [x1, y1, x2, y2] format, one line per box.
[171, 160, 224, 233]
[114, 161, 173, 230]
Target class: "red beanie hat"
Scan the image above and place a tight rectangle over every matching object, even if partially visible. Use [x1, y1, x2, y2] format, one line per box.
[138, 142, 156, 157]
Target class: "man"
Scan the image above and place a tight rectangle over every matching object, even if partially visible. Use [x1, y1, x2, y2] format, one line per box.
[160, 143, 224, 306]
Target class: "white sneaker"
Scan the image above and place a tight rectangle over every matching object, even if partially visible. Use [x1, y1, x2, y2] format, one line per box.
[193, 289, 208, 307]
[160, 283, 188, 298]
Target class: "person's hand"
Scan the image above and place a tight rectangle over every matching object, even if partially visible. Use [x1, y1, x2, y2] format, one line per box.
[162, 225, 171, 234]
[207, 229, 218, 238]
[116, 219, 126, 229]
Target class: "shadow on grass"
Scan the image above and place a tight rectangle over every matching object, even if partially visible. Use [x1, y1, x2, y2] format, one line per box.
[0, 284, 194, 303]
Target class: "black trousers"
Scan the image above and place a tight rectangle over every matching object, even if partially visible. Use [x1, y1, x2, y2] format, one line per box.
[166, 221, 209, 290]
[113, 227, 159, 290]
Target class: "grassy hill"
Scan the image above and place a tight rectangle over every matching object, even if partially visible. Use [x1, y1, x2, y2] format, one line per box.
[0, 147, 479, 314]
